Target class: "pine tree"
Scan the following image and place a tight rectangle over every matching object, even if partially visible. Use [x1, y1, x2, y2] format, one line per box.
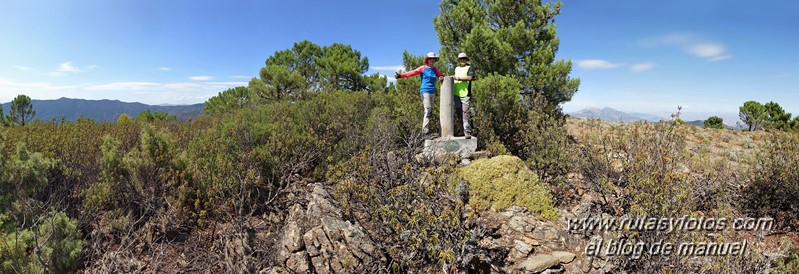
[703, 116, 724, 129]
[205, 86, 253, 114]
[764, 101, 792, 130]
[0, 104, 6, 126]
[739, 101, 766, 131]
[434, 0, 580, 107]
[9, 94, 36, 126]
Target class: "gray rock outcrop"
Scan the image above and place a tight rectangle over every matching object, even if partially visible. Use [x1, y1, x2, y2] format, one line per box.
[276, 184, 383, 274]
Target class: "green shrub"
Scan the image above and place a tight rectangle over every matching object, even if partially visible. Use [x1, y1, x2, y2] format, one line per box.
[472, 74, 525, 152]
[302, 91, 372, 172]
[78, 126, 194, 230]
[472, 75, 573, 185]
[1, 119, 145, 217]
[76, 116, 95, 124]
[184, 91, 375, 219]
[773, 241, 799, 274]
[370, 88, 429, 144]
[136, 109, 176, 122]
[0, 137, 82, 274]
[0, 211, 83, 273]
[82, 135, 125, 211]
[485, 139, 510, 156]
[0, 228, 38, 273]
[122, 126, 191, 219]
[34, 211, 83, 272]
[458, 155, 556, 220]
[517, 94, 573, 182]
[0, 143, 51, 208]
[116, 113, 132, 125]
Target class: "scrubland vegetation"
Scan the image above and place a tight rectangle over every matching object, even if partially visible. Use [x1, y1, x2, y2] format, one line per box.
[3, 76, 799, 273]
[1, 1, 797, 272]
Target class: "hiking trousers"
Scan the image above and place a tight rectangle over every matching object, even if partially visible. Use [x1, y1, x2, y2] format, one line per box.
[454, 96, 472, 135]
[421, 93, 434, 134]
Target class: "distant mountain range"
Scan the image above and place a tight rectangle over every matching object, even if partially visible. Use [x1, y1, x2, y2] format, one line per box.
[569, 107, 738, 129]
[683, 120, 705, 127]
[569, 107, 667, 122]
[1, 98, 204, 122]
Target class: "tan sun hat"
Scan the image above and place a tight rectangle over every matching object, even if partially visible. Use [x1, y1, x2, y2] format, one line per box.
[458, 52, 468, 59]
[425, 52, 439, 61]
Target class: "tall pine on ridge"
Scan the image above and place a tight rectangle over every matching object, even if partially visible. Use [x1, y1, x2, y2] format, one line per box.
[434, 0, 580, 107]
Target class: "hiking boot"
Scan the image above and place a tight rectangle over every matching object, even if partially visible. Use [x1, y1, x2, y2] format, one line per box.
[465, 131, 472, 139]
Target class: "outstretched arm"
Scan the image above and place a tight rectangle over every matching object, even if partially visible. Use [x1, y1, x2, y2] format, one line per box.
[396, 66, 426, 79]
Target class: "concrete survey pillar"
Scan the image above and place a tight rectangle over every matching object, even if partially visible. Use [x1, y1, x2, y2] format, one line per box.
[440, 76, 454, 139]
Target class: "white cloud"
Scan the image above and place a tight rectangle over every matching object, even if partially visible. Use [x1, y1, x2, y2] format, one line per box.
[58, 62, 83, 73]
[189, 76, 212, 81]
[163, 83, 206, 90]
[125, 91, 217, 104]
[639, 33, 732, 62]
[0, 78, 76, 90]
[85, 81, 243, 92]
[0, 78, 83, 102]
[87, 65, 98, 70]
[575, 59, 624, 70]
[13, 65, 30, 71]
[372, 65, 405, 72]
[685, 43, 725, 58]
[631, 62, 656, 72]
[158, 67, 172, 71]
[206, 82, 248, 86]
[638, 33, 695, 47]
[86, 82, 161, 91]
[231, 75, 250, 79]
[708, 55, 732, 62]
[7, 79, 240, 93]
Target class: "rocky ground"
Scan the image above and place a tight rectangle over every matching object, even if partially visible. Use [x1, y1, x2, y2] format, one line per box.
[263, 182, 597, 274]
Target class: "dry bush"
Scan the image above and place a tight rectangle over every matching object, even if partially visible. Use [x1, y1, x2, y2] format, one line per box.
[576, 119, 692, 216]
[575, 118, 775, 273]
[743, 131, 799, 230]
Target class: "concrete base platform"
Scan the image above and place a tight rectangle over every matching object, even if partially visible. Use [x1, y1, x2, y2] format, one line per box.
[422, 136, 478, 160]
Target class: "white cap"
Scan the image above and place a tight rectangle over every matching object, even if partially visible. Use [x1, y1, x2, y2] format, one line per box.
[425, 52, 439, 60]
[458, 52, 468, 59]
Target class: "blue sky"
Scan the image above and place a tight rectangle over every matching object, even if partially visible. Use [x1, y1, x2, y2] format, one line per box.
[1, 0, 797, 123]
